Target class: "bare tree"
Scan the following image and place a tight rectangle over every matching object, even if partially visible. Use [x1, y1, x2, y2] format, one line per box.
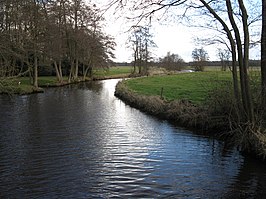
[128, 26, 155, 75]
[192, 47, 208, 71]
[46, 0, 68, 83]
[0, 0, 116, 88]
[199, 0, 254, 122]
[262, 0, 266, 100]
[160, 52, 185, 71]
[217, 48, 230, 71]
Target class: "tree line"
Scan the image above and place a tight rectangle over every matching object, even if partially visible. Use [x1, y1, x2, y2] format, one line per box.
[0, 0, 115, 87]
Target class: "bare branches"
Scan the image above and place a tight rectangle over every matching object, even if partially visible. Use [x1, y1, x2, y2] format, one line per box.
[107, 0, 188, 26]
[0, 0, 116, 83]
[128, 25, 156, 74]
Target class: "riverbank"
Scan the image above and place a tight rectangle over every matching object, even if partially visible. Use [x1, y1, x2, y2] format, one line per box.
[0, 66, 132, 95]
[115, 79, 215, 133]
[115, 74, 266, 161]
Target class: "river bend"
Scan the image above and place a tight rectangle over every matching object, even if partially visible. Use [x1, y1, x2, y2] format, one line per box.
[0, 79, 265, 198]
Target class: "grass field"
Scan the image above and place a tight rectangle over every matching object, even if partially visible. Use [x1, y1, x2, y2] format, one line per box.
[18, 76, 66, 86]
[94, 66, 132, 77]
[0, 78, 37, 94]
[1, 66, 260, 96]
[124, 71, 233, 103]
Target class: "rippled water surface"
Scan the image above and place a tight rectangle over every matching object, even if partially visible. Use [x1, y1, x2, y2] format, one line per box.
[0, 79, 265, 198]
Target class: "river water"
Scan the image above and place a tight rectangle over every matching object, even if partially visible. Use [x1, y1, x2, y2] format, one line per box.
[0, 79, 265, 198]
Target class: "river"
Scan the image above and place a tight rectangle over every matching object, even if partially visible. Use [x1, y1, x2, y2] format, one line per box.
[0, 79, 265, 198]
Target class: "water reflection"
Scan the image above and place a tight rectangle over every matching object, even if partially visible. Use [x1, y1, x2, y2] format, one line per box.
[0, 79, 265, 198]
[224, 156, 266, 198]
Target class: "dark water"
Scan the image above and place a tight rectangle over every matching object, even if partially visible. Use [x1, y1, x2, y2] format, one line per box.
[0, 79, 265, 198]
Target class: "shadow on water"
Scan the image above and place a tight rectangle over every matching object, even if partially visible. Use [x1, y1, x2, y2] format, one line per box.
[42, 80, 104, 94]
[75, 81, 104, 92]
[224, 155, 266, 198]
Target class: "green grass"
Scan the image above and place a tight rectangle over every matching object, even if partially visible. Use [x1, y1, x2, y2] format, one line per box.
[125, 71, 233, 103]
[94, 66, 132, 77]
[0, 76, 65, 94]
[0, 79, 36, 94]
[18, 76, 61, 86]
[0, 66, 133, 94]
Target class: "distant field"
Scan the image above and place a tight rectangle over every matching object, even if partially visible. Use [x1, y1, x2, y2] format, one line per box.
[124, 71, 233, 103]
[94, 66, 132, 77]
[188, 66, 261, 72]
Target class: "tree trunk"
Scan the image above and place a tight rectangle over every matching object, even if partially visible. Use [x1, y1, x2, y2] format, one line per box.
[54, 60, 63, 83]
[231, 44, 240, 109]
[74, 0, 79, 81]
[59, 60, 63, 82]
[27, 58, 33, 85]
[133, 49, 137, 74]
[83, 66, 88, 81]
[262, 0, 266, 101]
[199, 0, 240, 109]
[238, 0, 254, 122]
[226, 0, 254, 122]
[68, 60, 75, 83]
[54, 61, 60, 81]
[144, 41, 148, 75]
[33, 52, 38, 88]
[74, 59, 79, 80]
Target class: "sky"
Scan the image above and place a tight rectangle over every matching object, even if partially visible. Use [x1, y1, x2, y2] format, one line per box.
[92, 0, 261, 63]
[105, 21, 197, 63]
[101, 8, 210, 63]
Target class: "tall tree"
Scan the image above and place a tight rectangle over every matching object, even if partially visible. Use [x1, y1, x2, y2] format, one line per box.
[128, 26, 155, 75]
[262, 0, 266, 100]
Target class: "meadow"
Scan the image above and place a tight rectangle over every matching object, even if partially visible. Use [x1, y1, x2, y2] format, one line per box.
[124, 71, 233, 103]
[94, 66, 132, 78]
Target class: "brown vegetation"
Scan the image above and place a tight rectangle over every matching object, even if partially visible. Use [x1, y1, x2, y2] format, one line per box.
[115, 80, 208, 130]
[206, 81, 266, 159]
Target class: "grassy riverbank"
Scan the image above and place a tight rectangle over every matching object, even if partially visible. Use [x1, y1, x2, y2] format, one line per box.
[115, 71, 232, 128]
[124, 71, 232, 103]
[115, 71, 266, 160]
[0, 66, 132, 94]
[94, 66, 132, 78]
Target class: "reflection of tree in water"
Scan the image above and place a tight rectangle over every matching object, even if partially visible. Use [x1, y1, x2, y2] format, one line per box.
[224, 155, 266, 198]
[191, 136, 266, 198]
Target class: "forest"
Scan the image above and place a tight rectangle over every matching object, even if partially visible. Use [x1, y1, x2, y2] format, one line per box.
[0, 0, 115, 87]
